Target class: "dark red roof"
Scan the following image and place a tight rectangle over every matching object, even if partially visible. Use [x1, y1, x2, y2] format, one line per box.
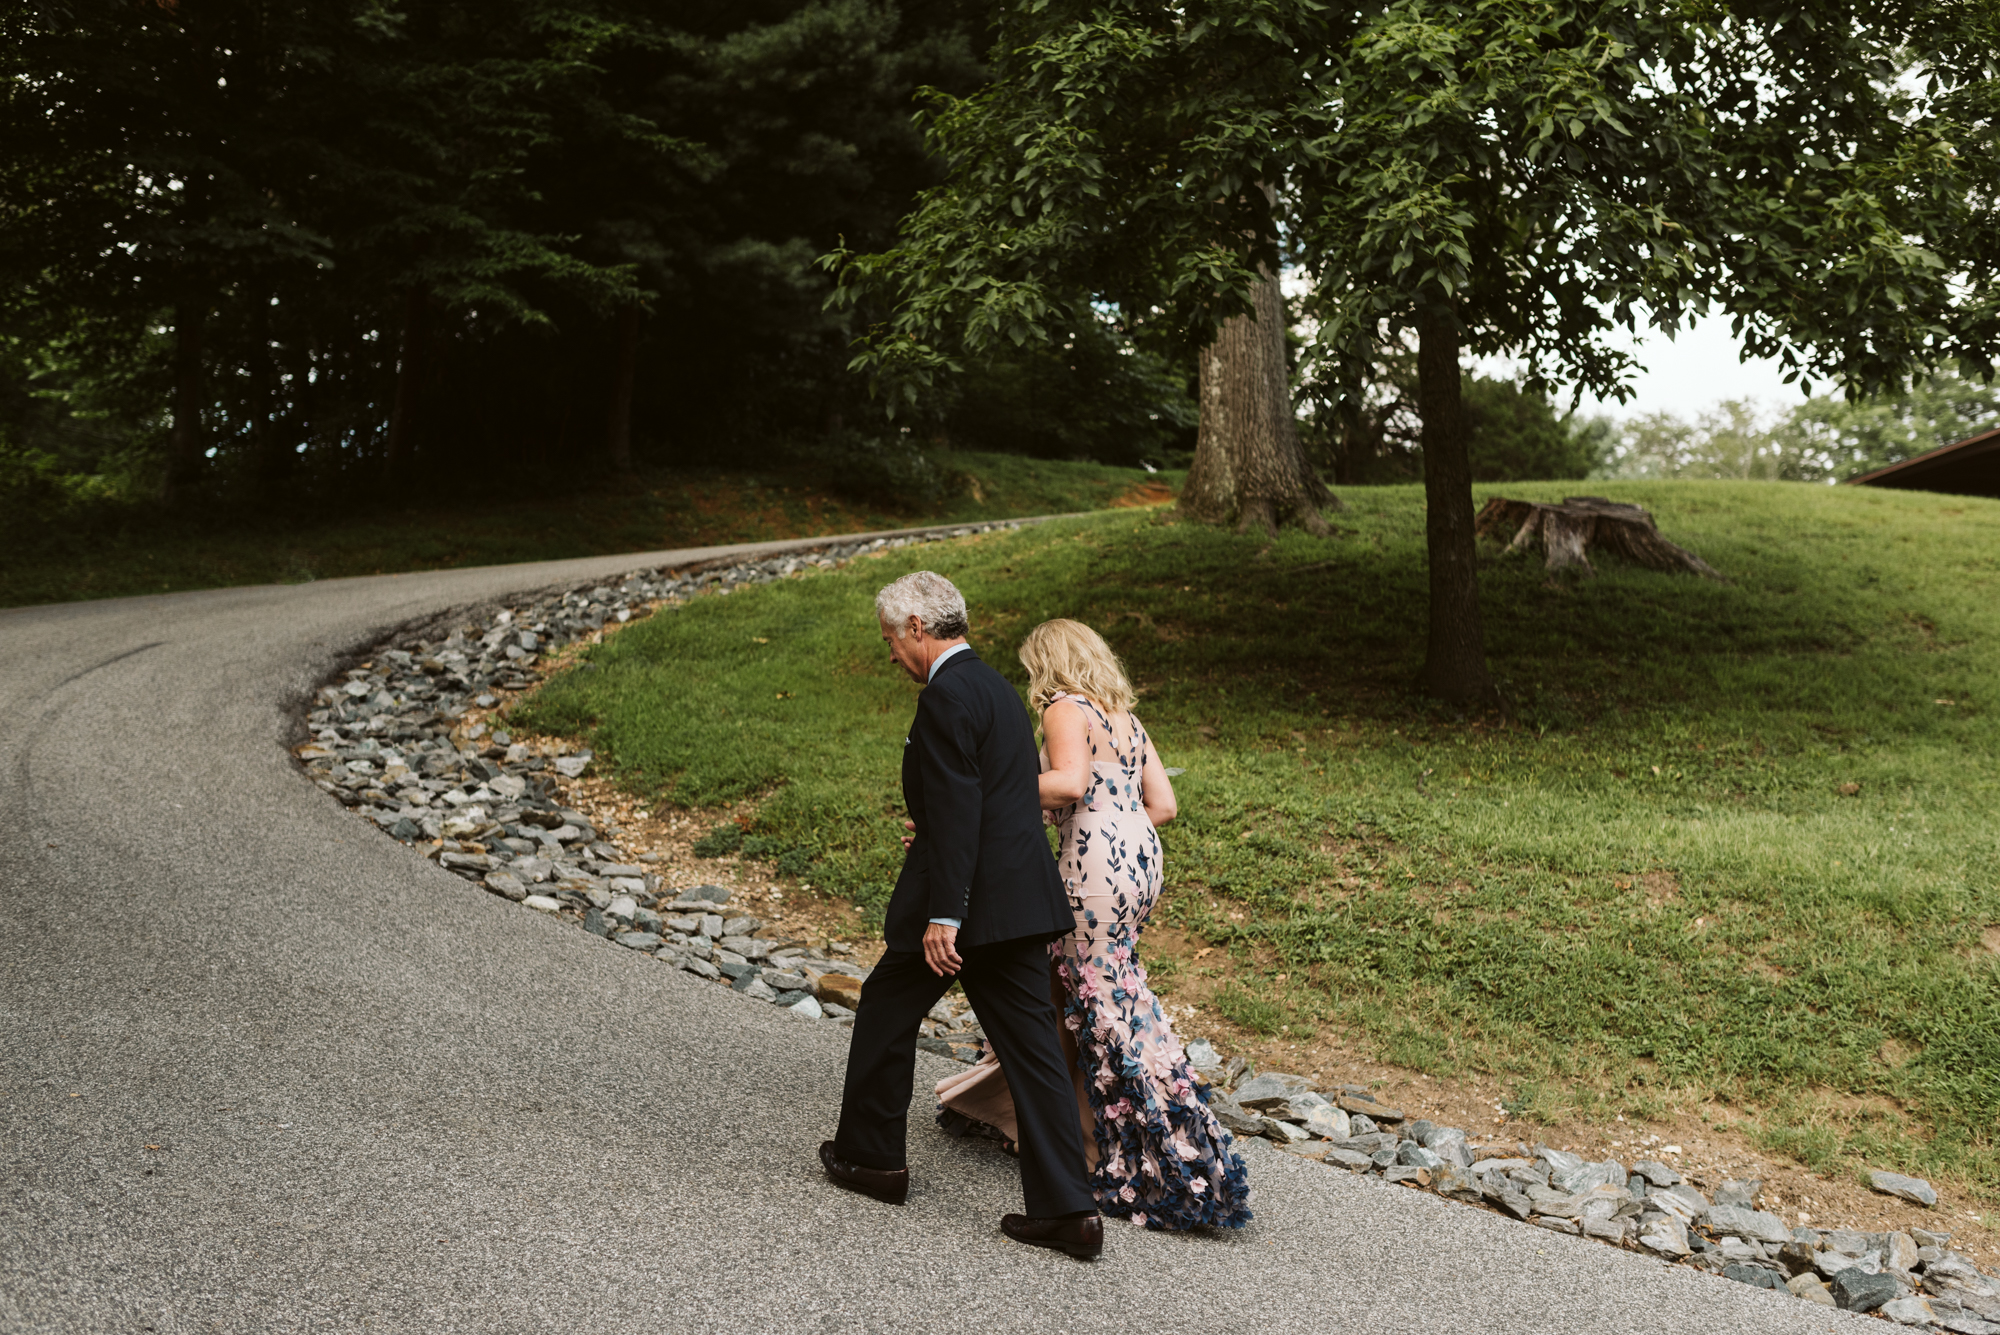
[1845, 425, 2000, 498]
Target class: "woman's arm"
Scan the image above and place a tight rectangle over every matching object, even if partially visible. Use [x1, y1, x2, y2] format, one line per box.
[1038, 700, 1092, 810]
[1139, 726, 1177, 827]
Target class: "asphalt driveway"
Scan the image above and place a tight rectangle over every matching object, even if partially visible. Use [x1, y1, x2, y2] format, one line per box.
[0, 534, 1867, 1334]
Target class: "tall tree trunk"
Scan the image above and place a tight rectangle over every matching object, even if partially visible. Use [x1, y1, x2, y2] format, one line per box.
[162, 301, 206, 504]
[1180, 271, 1335, 535]
[384, 288, 432, 476]
[606, 302, 642, 475]
[1415, 305, 1497, 705]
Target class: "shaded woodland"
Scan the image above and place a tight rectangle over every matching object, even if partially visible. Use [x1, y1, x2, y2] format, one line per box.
[1, 0, 1208, 510]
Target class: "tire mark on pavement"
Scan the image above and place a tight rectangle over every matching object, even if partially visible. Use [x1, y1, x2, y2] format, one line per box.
[48, 641, 165, 693]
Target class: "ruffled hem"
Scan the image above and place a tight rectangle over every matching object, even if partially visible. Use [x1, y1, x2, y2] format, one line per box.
[1089, 1082, 1254, 1230]
[1057, 947, 1253, 1231]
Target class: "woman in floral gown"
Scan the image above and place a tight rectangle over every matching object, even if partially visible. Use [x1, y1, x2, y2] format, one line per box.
[934, 619, 1251, 1231]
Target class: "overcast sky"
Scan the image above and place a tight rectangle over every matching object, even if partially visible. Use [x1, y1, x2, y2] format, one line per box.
[1285, 268, 1816, 422]
[1579, 316, 1813, 419]
[1476, 315, 1812, 422]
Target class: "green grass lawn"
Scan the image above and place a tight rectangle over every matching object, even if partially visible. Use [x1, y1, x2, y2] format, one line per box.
[0, 451, 1172, 607]
[512, 480, 2000, 1198]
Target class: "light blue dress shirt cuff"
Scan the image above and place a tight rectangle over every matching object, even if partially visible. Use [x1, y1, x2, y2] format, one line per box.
[928, 917, 961, 928]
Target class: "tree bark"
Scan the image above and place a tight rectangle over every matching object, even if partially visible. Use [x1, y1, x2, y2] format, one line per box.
[162, 301, 206, 503]
[1415, 305, 1498, 706]
[1180, 270, 1336, 535]
[606, 302, 642, 475]
[1474, 495, 1724, 579]
[384, 288, 432, 475]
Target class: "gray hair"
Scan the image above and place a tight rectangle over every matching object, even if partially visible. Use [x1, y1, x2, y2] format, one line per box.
[875, 571, 969, 640]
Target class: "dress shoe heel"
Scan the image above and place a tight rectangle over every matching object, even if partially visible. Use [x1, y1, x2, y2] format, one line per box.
[1000, 1211, 1103, 1259]
[819, 1139, 910, 1206]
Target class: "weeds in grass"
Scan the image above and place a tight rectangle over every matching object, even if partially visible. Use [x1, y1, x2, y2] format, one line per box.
[1214, 984, 1287, 1035]
[691, 825, 744, 858]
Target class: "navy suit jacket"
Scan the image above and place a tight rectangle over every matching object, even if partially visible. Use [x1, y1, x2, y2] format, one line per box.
[884, 648, 1073, 954]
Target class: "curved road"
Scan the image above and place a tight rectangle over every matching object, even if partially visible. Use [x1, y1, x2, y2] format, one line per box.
[3, 534, 1864, 1334]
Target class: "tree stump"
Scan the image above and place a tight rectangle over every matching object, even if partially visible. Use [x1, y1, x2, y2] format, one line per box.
[1474, 495, 1723, 580]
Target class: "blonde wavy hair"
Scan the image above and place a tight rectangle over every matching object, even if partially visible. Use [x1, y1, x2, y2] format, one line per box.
[1019, 619, 1135, 717]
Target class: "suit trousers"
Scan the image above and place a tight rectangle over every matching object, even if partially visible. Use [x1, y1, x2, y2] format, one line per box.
[834, 935, 1096, 1219]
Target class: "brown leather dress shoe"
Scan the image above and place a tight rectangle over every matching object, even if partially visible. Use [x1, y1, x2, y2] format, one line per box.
[1000, 1211, 1103, 1259]
[819, 1140, 909, 1205]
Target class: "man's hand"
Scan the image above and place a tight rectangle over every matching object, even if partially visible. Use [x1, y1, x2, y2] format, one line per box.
[900, 818, 916, 852]
[922, 922, 962, 977]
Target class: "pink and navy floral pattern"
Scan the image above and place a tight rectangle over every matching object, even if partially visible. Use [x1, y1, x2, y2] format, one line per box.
[1046, 694, 1251, 1231]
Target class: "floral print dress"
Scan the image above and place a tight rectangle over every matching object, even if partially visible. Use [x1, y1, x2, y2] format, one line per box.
[935, 693, 1252, 1231]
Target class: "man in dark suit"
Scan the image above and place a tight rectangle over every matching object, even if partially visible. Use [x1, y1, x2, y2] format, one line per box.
[819, 571, 1102, 1259]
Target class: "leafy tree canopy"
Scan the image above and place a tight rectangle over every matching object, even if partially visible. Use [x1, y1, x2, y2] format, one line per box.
[835, 0, 2000, 407]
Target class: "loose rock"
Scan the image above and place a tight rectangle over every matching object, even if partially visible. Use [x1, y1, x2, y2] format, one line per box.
[1397, 1142, 1444, 1171]
[1713, 1178, 1762, 1208]
[1302, 1105, 1351, 1141]
[1879, 1296, 1937, 1326]
[1233, 1072, 1315, 1108]
[1869, 1171, 1939, 1208]
[1631, 1159, 1681, 1187]
[1334, 1091, 1404, 1123]
[1552, 1160, 1621, 1196]
[816, 973, 865, 1009]
[1581, 1216, 1631, 1245]
[1704, 1204, 1792, 1247]
[483, 871, 527, 901]
[1432, 1164, 1482, 1203]
[1831, 1269, 1900, 1314]
[1263, 1118, 1312, 1145]
[1640, 1216, 1691, 1258]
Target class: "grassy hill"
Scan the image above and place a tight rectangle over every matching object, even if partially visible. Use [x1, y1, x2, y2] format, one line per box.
[0, 451, 1173, 607]
[514, 480, 2000, 1198]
